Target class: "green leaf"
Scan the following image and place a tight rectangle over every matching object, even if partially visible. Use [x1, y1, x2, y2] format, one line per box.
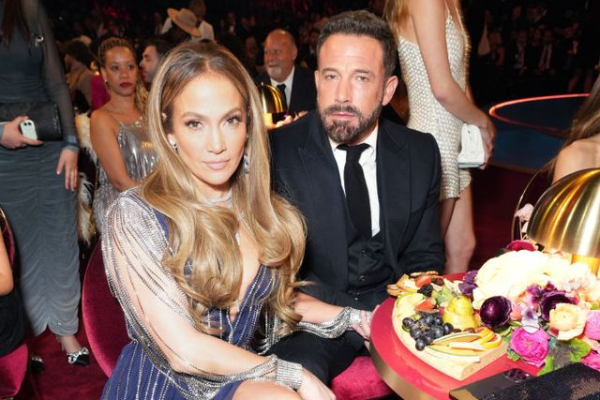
[538, 355, 555, 375]
[506, 347, 521, 361]
[569, 338, 592, 363]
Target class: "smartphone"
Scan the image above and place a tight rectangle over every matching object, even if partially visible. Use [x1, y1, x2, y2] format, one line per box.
[449, 368, 532, 400]
[19, 119, 38, 140]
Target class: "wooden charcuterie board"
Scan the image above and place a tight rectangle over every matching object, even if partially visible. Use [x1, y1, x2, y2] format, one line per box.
[392, 304, 508, 381]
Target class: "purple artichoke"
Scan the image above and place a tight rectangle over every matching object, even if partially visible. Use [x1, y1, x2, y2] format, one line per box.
[539, 291, 573, 321]
[480, 296, 512, 329]
[459, 270, 478, 296]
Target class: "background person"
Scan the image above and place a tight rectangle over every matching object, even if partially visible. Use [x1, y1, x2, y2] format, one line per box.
[0, 0, 87, 369]
[90, 37, 156, 233]
[385, 0, 496, 274]
[139, 38, 174, 87]
[551, 75, 600, 182]
[254, 29, 317, 116]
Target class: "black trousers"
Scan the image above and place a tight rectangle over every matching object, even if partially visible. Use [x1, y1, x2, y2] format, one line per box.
[267, 330, 366, 384]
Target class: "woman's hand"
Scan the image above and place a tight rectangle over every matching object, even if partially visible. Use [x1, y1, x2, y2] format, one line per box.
[352, 305, 378, 350]
[298, 368, 336, 400]
[56, 148, 78, 191]
[0, 116, 43, 149]
[479, 116, 496, 169]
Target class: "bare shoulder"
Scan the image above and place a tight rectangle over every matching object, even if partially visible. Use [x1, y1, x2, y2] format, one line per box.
[554, 138, 600, 181]
[90, 107, 119, 134]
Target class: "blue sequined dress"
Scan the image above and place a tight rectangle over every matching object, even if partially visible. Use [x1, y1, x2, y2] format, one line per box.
[100, 190, 287, 400]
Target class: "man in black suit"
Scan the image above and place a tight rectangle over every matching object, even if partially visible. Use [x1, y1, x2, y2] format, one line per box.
[269, 10, 445, 383]
[255, 29, 317, 115]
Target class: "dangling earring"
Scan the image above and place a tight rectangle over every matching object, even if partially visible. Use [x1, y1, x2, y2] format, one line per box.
[169, 140, 178, 153]
[104, 80, 109, 87]
[242, 150, 249, 174]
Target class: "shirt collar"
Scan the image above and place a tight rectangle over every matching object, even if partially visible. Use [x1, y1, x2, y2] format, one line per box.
[329, 123, 379, 156]
[270, 66, 295, 89]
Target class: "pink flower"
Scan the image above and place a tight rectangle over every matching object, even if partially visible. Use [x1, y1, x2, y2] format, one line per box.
[510, 327, 550, 367]
[584, 310, 600, 340]
[582, 351, 600, 372]
[506, 240, 536, 252]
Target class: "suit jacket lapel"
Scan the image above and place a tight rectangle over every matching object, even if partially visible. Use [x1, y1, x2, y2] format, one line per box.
[298, 116, 349, 285]
[377, 120, 410, 269]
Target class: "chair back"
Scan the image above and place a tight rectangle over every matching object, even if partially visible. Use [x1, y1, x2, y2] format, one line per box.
[82, 242, 128, 377]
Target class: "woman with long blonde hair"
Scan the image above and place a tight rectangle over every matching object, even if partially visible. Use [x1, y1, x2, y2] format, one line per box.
[101, 41, 367, 400]
[385, 0, 496, 273]
[90, 37, 156, 233]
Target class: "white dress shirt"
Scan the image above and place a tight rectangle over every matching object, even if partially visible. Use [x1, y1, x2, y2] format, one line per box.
[330, 125, 380, 236]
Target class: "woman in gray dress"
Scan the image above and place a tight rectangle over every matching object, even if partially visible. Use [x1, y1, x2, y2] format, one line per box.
[0, 0, 88, 368]
[90, 37, 157, 233]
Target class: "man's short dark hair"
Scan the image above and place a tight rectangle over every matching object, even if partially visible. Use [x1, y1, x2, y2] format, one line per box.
[143, 38, 175, 58]
[317, 10, 397, 78]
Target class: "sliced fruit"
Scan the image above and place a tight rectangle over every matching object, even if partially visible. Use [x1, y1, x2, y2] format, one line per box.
[393, 293, 425, 320]
[424, 345, 481, 362]
[414, 297, 436, 312]
[432, 332, 481, 346]
[479, 330, 496, 344]
[481, 334, 502, 349]
[415, 274, 434, 288]
[448, 341, 485, 351]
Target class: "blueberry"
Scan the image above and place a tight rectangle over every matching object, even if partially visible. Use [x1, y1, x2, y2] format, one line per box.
[415, 338, 426, 351]
[423, 314, 435, 326]
[434, 315, 444, 326]
[422, 332, 435, 345]
[402, 317, 415, 330]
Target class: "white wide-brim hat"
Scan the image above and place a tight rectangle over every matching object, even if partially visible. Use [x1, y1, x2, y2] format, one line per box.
[167, 8, 200, 37]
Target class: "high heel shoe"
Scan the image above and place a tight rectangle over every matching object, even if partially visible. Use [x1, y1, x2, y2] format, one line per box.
[29, 354, 45, 374]
[55, 335, 90, 366]
[66, 347, 90, 366]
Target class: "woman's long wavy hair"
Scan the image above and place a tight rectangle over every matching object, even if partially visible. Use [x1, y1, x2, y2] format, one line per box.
[545, 76, 600, 176]
[383, 0, 410, 41]
[97, 37, 148, 114]
[141, 41, 306, 335]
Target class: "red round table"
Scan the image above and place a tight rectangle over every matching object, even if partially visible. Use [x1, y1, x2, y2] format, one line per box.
[370, 297, 540, 400]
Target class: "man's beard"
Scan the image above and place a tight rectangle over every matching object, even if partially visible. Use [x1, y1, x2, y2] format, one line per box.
[319, 103, 382, 144]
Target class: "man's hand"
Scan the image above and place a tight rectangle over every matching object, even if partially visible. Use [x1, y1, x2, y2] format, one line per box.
[0, 116, 43, 149]
[56, 148, 78, 191]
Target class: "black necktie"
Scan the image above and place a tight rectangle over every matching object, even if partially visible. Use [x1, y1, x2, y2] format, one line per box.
[276, 83, 288, 109]
[339, 144, 371, 238]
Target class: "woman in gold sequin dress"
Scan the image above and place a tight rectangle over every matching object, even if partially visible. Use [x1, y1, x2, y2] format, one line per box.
[385, 0, 496, 273]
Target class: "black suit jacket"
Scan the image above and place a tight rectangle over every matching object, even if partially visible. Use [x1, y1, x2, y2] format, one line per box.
[255, 65, 317, 114]
[271, 112, 445, 309]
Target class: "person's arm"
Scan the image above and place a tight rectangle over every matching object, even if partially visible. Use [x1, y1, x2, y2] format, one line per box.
[33, 0, 78, 152]
[103, 194, 334, 398]
[90, 110, 137, 191]
[410, 0, 495, 155]
[32, 0, 79, 190]
[0, 238, 13, 296]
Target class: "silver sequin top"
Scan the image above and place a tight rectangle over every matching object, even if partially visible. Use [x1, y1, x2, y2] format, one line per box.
[94, 120, 158, 233]
[397, 11, 471, 200]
